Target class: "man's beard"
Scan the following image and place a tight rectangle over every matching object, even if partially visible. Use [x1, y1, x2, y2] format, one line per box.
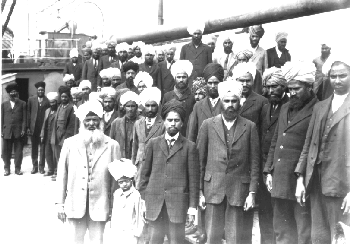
[268, 94, 283, 105]
[146, 110, 157, 118]
[10, 95, 18, 102]
[175, 81, 188, 90]
[80, 124, 105, 148]
[222, 106, 240, 121]
[145, 59, 153, 66]
[104, 105, 113, 112]
[208, 88, 219, 99]
[289, 95, 309, 110]
[224, 47, 232, 54]
[135, 52, 142, 58]
[250, 38, 258, 48]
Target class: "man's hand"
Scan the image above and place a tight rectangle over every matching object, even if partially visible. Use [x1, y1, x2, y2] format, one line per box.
[20, 130, 25, 137]
[295, 176, 306, 207]
[97, 87, 101, 92]
[244, 192, 255, 211]
[187, 214, 195, 226]
[40, 137, 44, 144]
[199, 190, 206, 210]
[341, 193, 350, 215]
[266, 174, 273, 192]
[56, 204, 66, 223]
[26, 128, 31, 135]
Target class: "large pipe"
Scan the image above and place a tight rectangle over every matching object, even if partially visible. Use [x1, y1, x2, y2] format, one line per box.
[158, 0, 164, 25]
[118, 0, 350, 44]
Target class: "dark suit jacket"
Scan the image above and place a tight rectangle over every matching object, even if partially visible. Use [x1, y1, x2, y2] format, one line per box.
[51, 103, 76, 146]
[264, 97, 318, 200]
[157, 60, 175, 96]
[180, 42, 212, 81]
[197, 115, 260, 206]
[266, 47, 291, 68]
[162, 89, 196, 137]
[27, 95, 50, 134]
[82, 58, 100, 91]
[99, 54, 119, 71]
[139, 134, 200, 223]
[187, 97, 222, 142]
[40, 108, 56, 143]
[240, 91, 268, 139]
[102, 110, 118, 136]
[109, 115, 142, 158]
[139, 62, 160, 87]
[295, 94, 350, 198]
[63, 61, 83, 85]
[1, 99, 26, 139]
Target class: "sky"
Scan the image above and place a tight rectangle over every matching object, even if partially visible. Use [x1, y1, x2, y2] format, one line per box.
[2, 0, 350, 62]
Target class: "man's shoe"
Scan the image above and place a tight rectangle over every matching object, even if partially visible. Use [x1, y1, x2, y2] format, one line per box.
[44, 172, 54, 177]
[31, 167, 38, 174]
[4, 170, 10, 176]
[185, 224, 197, 235]
[51, 177, 56, 181]
[39, 168, 45, 174]
[193, 230, 202, 238]
[197, 233, 207, 244]
[15, 170, 23, 175]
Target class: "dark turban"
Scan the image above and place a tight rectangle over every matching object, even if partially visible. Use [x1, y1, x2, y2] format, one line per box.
[203, 63, 225, 82]
[161, 100, 186, 122]
[58, 85, 71, 96]
[5, 83, 18, 93]
[249, 25, 265, 38]
[34, 81, 46, 89]
[123, 61, 139, 73]
[191, 77, 207, 95]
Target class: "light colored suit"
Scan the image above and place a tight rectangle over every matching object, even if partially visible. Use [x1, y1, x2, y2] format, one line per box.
[55, 134, 121, 221]
[214, 52, 236, 78]
[250, 46, 268, 76]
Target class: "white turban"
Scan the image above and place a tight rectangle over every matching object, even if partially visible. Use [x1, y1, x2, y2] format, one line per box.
[135, 71, 153, 88]
[70, 87, 82, 97]
[106, 39, 117, 47]
[282, 61, 316, 84]
[143, 45, 156, 56]
[120, 91, 139, 106]
[322, 53, 350, 76]
[110, 67, 121, 78]
[139, 87, 161, 106]
[231, 62, 256, 81]
[133, 41, 145, 50]
[156, 46, 165, 55]
[79, 80, 91, 89]
[116, 42, 129, 52]
[75, 100, 103, 121]
[187, 22, 205, 35]
[218, 79, 243, 100]
[47, 92, 58, 101]
[100, 87, 116, 100]
[108, 159, 137, 180]
[69, 48, 79, 58]
[171, 60, 193, 78]
[217, 34, 234, 45]
[99, 69, 109, 79]
[275, 32, 288, 43]
[164, 44, 176, 53]
[89, 92, 102, 103]
[63, 74, 75, 82]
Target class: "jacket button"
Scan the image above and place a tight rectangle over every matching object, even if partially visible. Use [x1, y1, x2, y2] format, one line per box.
[223, 157, 226, 160]
[283, 133, 286, 136]
[82, 188, 84, 190]
[280, 145, 283, 149]
[278, 159, 280, 162]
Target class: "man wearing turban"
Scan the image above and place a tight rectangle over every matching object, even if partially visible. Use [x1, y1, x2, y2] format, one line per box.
[116, 61, 140, 95]
[110, 91, 142, 159]
[156, 47, 165, 63]
[180, 21, 212, 82]
[264, 61, 317, 244]
[197, 80, 260, 244]
[313, 43, 332, 100]
[63, 74, 75, 89]
[139, 45, 160, 89]
[132, 87, 165, 189]
[2, 83, 26, 176]
[51, 86, 76, 181]
[248, 25, 268, 77]
[82, 45, 101, 92]
[139, 99, 199, 244]
[55, 100, 120, 244]
[27, 81, 50, 174]
[213, 34, 236, 79]
[162, 60, 196, 137]
[63, 48, 83, 87]
[295, 57, 350, 244]
[130, 41, 146, 65]
[157, 45, 177, 96]
[134, 71, 153, 94]
[191, 77, 207, 102]
[266, 32, 291, 69]
[259, 67, 289, 244]
[99, 87, 118, 136]
[78, 80, 92, 106]
[99, 40, 119, 72]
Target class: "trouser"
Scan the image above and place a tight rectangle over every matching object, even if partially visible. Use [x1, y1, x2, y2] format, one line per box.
[31, 131, 45, 169]
[44, 141, 56, 173]
[242, 209, 254, 244]
[148, 203, 185, 244]
[272, 198, 311, 244]
[197, 208, 206, 234]
[67, 204, 106, 244]
[52, 144, 61, 174]
[310, 169, 350, 244]
[258, 180, 275, 244]
[205, 197, 245, 244]
[2, 136, 24, 170]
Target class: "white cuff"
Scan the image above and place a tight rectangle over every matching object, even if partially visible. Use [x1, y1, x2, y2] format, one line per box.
[187, 207, 197, 215]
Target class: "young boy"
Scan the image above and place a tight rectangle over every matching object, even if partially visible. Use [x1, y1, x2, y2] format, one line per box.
[108, 159, 145, 244]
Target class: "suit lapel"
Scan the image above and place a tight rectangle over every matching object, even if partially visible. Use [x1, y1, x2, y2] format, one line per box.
[200, 98, 214, 118]
[194, 44, 205, 58]
[91, 138, 108, 169]
[287, 97, 317, 130]
[330, 94, 350, 128]
[33, 96, 39, 115]
[213, 115, 226, 144]
[12, 100, 20, 111]
[240, 93, 256, 114]
[145, 115, 162, 142]
[120, 116, 126, 140]
[138, 117, 147, 142]
[159, 135, 169, 157]
[232, 116, 246, 145]
[168, 135, 184, 159]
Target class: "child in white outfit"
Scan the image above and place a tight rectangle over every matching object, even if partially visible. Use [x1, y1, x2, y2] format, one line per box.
[108, 159, 145, 244]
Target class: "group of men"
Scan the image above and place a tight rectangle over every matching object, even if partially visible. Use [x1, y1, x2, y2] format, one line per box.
[1, 22, 349, 244]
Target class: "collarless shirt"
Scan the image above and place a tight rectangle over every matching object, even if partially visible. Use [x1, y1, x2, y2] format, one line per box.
[10, 100, 15, 109]
[275, 46, 282, 58]
[221, 115, 236, 130]
[209, 97, 219, 108]
[332, 93, 349, 113]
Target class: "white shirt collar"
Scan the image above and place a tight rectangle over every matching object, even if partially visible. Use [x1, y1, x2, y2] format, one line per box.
[250, 44, 259, 52]
[209, 97, 220, 107]
[275, 46, 282, 58]
[146, 116, 156, 126]
[165, 132, 179, 142]
[166, 60, 173, 69]
[221, 115, 236, 130]
[332, 93, 349, 113]
[10, 100, 15, 109]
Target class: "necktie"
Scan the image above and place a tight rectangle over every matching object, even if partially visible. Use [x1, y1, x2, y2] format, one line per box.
[168, 61, 173, 70]
[94, 60, 97, 69]
[224, 54, 229, 70]
[167, 139, 175, 149]
[146, 118, 152, 130]
[109, 56, 112, 62]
